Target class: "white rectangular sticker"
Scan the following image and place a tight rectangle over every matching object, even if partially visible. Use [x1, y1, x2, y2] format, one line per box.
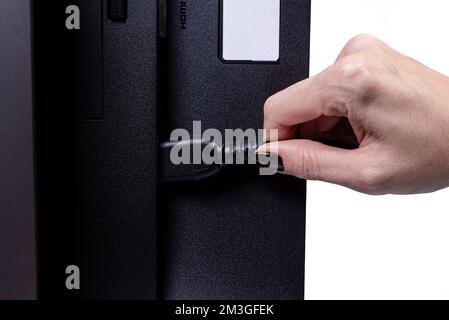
[222, 0, 280, 62]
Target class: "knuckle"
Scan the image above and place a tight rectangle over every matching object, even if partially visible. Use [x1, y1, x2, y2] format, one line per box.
[336, 55, 380, 96]
[296, 150, 320, 181]
[342, 34, 379, 55]
[336, 55, 370, 81]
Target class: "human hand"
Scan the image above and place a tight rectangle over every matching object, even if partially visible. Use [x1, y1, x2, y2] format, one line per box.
[258, 34, 449, 195]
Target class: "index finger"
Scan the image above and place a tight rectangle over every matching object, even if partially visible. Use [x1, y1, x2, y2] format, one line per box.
[263, 66, 350, 142]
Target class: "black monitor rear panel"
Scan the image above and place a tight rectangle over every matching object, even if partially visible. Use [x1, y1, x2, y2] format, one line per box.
[33, 0, 158, 299]
[33, 0, 310, 299]
[159, 0, 310, 300]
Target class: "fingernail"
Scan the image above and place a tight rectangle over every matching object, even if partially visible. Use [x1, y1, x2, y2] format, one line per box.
[256, 152, 271, 164]
[256, 152, 285, 173]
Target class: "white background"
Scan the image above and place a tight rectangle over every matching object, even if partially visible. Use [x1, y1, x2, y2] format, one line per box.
[306, 0, 449, 300]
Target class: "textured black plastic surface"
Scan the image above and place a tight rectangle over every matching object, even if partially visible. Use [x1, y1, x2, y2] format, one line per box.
[67, 0, 103, 119]
[159, 0, 310, 299]
[34, 0, 158, 299]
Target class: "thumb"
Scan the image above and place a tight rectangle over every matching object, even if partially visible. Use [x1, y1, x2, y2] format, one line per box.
[257, 139, 364, 188]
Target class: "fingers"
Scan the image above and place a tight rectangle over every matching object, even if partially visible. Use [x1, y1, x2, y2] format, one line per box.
[260, 34, 397, 194]
[263, 34, 390, 144]
[257, 140, 384, 194]
[264, 39, 385, 143]
[263, 69, 351, 142]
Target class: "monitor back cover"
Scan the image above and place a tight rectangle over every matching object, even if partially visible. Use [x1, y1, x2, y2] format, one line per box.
[159, 0, 310, 299]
